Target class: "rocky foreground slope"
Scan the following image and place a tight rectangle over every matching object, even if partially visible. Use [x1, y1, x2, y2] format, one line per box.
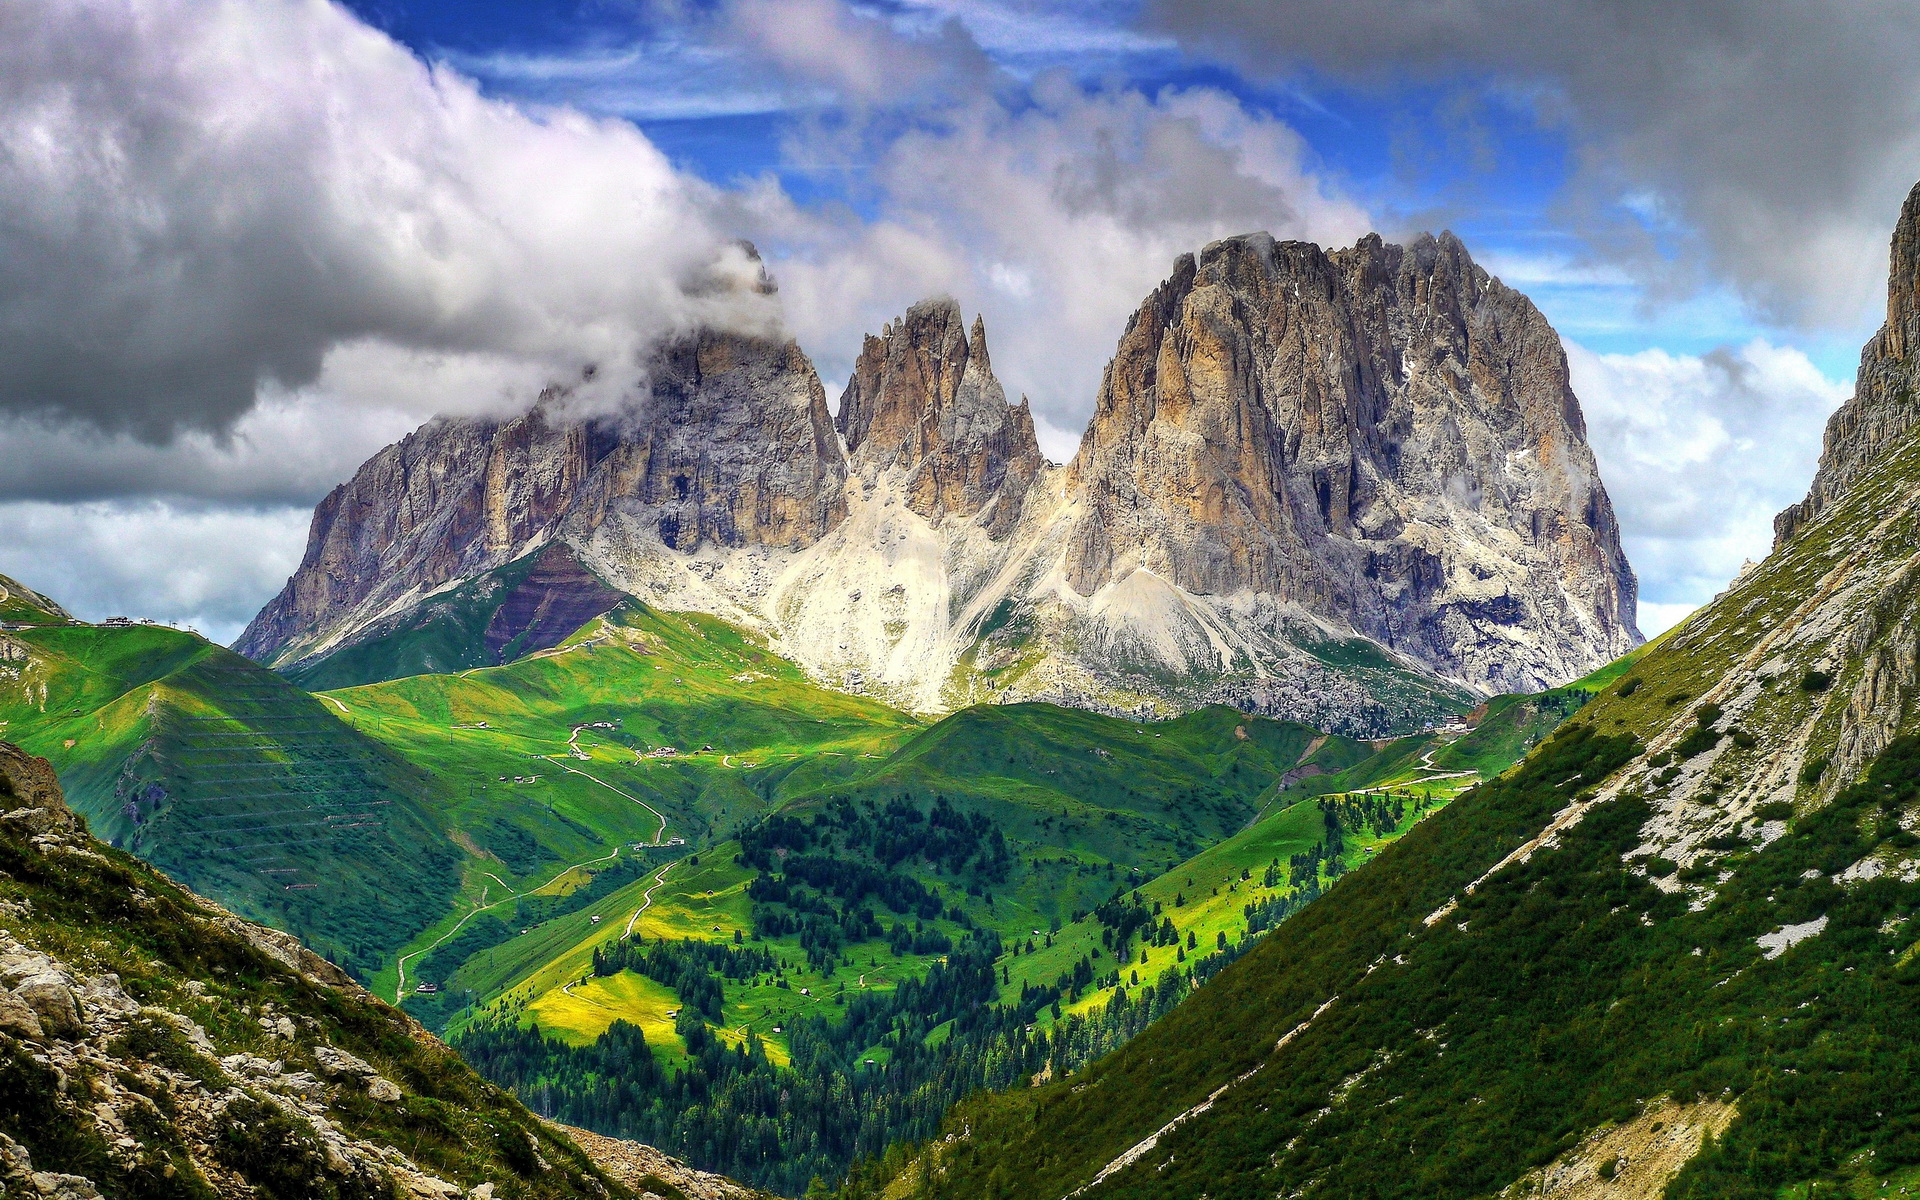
[842, 177, 1920, 1200]
[0, 740, 757, 1200]
[239, 234, 1639, 735]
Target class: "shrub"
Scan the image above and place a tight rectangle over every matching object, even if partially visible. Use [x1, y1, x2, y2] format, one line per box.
[1674, 726, 1722, 759]
[1801, 669, 1833, 693]
[1800, 757, 1830, 786]
[1618, 678, 1641, 697]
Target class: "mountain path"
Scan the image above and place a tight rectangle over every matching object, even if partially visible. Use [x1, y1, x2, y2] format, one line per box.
[393, 844, 621, 1004]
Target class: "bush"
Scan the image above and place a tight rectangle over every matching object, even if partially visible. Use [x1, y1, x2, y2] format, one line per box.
[1674, 726, 1722, 760]
[1618, 678, 1641, 697]
[1801, 669, 1833, 693]
[1799, 757, 1830, 786]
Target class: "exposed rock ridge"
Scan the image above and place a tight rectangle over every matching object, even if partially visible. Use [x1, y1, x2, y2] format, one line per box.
[241, 232, 1641, 730]
[1776, 177, 1920, 545]
[235, 329, 845, 668]
[1060, 230, 1641, 694]
[836, 296, 1046, 538]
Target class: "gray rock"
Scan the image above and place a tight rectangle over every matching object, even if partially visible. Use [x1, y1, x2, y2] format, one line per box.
[235, 232, 1641, 726]
[1778, 177, 1920, 545]
[13, 973, 84, 1039]
[0, 987, 44, 1038]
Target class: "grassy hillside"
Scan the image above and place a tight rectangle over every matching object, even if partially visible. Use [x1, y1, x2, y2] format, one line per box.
[0, 618, 459, 979]
[281, 543, 629, 691]
[429, 648, 1567, 1193]
[0, 571, 71, 625]
[844, 433, 1920, 1200]
[0, 739, 743, 1200]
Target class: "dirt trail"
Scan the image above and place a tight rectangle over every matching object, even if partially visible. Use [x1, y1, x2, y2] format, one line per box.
[549, 759, 670, 845]
[392, 844, 621, 1004]
[624, 860, 678, 938]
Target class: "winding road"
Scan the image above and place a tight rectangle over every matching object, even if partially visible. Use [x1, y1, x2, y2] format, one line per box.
[548, 758, 671, 845]
[392, 843, 622, 1004]
[623, 860, 679, 938]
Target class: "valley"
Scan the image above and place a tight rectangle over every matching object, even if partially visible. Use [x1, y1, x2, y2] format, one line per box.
[1, 568, 1584, 1193]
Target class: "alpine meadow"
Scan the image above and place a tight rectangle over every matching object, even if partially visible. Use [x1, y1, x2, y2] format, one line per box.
[1, 3, 1916, 1199]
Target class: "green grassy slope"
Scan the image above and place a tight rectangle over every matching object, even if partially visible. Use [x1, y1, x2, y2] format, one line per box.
[320, 600, 924, 1003]
[0, 571, 71, 625]
[280, 543, 629, 691]
[0, 739, 719, 1200]
[849, 439, 1920, 1200]
[0, 619, 459, 979]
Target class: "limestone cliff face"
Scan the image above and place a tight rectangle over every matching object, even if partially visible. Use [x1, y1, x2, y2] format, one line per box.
[242, 232, 1642, 730]
[1057, 231, 1640, 694]
[1777, 178, 1920, 546]
[235, 330, 845, 667]
[836, 297, 1044, 537]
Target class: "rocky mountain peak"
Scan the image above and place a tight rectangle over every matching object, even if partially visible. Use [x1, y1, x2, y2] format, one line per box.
[1062, 228, 1639, 695]
[1776, 178, 1920, 545]
[836, 297, 1045, 535]
[236, 326, 845, 668]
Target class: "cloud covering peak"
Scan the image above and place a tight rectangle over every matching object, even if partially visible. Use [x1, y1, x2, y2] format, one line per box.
[0, 0, 775, 439]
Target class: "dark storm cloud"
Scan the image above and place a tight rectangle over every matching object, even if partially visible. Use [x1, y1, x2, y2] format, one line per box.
[1147, 0, 1920, 328]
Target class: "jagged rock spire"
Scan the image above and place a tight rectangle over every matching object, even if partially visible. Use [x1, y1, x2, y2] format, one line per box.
[836, 297, 1044, 536]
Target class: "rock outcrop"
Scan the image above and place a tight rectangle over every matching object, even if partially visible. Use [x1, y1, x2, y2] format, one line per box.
[1777, 177, 1920, 545]
[838, 297, 1045, 537]
[236, 329, 846, 669]
[1060, 231, 1640, 695]
[241, 230, 1641, 733]
[0, 740, 739, 1199]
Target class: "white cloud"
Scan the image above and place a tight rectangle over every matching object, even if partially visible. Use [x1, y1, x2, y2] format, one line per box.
[0, 501, 311, 645]
[0, 0, 775, 441]
[716, 0, 1371, 432]
[1568, 337, 1849, 610]
[1636, 602, 1699, 640]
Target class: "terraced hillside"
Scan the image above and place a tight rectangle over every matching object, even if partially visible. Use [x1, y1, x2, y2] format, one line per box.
[0, 617, 458, 980]
[845, 183, 1920, 1200]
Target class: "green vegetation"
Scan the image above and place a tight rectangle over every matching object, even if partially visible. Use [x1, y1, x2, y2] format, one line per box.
[0, 620, 458, 978]
[0, 744, 639, 1199]
[0, 572, 69, 626]
[0, 571, 1599, 1194]
[280, 544, 628, 691]
[832, 425, 1920, 1200]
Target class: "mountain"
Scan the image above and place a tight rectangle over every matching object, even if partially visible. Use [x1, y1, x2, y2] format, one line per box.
[0, 572, 71, 627]
[238, 231, 1637, 736]
[1055, 231, 1639, 699]
[842, 176, 1920, 1200]
[0, 599, 463, 980]
[0, 738, 759, 1200]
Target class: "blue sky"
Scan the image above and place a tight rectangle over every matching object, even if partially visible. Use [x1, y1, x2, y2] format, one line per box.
[337, 0, 1867, 372]
[5, 0, 1917, 641]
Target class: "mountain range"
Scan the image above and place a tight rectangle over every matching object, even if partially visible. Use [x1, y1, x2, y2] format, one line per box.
[236, 230, 1641, 738]
[844, 175, 1920, 1200]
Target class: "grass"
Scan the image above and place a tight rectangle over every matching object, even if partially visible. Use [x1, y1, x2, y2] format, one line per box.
[0, 621, 459, 978]
[0, 742, 636, 1200]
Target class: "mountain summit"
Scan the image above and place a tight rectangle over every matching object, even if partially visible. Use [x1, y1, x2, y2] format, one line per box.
[238, 231, 1639, 734]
